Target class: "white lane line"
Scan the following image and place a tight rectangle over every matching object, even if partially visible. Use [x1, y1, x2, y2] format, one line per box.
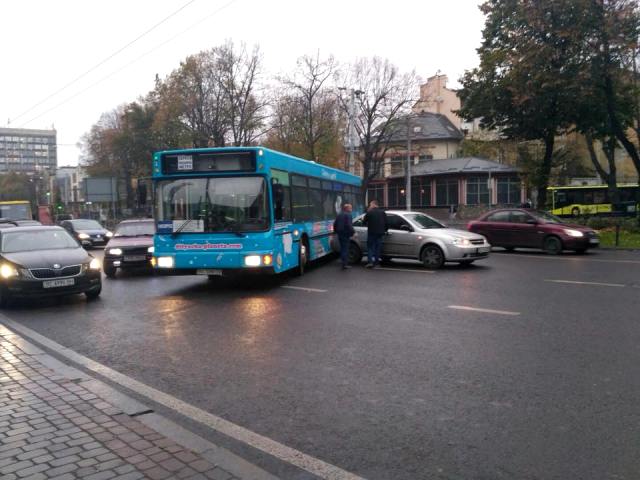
[448, 305, 521, 316]
[497, 253, 640, 265]
[545, 279, 626, 288]
[375, 267, 435, 274]
[0, 317, 364, 480]
[281, 285, 328, 293]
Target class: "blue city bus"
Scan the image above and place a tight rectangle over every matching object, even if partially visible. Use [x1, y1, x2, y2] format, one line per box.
[151, 147, 363, 276]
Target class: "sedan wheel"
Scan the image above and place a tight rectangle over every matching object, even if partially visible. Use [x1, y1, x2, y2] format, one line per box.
[544, 236, 563, 255]
[421, 245, 445, 270]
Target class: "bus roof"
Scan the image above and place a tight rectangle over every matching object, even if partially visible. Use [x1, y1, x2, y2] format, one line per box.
[152, 146, 361, 186]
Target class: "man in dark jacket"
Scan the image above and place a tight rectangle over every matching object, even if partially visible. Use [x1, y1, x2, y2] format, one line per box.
[333, 203, 355, 269]
[363, 200, 387, 268]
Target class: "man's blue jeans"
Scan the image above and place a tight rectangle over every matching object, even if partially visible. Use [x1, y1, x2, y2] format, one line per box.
[339, 235, 351, 266]
[367, 233, 384, 265]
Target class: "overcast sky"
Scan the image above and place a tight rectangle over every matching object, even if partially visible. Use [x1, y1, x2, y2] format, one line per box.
[0, 0, 485, 167]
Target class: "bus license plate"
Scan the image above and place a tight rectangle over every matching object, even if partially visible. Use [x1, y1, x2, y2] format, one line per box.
[197, 269, 222, 276]
[43, 278, 75, 288]
[124, 255, 147, 262]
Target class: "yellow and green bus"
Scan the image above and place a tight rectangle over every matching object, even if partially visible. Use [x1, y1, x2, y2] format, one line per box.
[548, 184, 639, 216]
[0, 200, 33, 221]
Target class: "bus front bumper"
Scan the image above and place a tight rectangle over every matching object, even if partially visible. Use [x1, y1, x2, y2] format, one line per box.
[152, 251, 276, 275]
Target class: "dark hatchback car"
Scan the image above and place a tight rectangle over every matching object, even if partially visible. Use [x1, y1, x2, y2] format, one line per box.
[468, 208, 599, 254]
[103, 219, 155, 278]
[0, 226, 102, 306]
[60, 219, 112, 249]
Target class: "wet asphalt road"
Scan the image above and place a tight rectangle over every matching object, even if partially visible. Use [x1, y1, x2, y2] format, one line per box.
[3, 248, 640, 480]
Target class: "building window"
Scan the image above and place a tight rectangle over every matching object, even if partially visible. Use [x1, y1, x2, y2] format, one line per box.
[435, 178, 459, 206]
[466, 176, 490, 205]
[411, 178, 431, 207]
[497, 176, 521, 205]
[367, 184, 385, 207]
[387, 181, 406, 208]
[389, 156, 405, 176]
[418, 154, 433, 162]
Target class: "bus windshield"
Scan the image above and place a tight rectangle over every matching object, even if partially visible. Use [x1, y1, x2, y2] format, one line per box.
[0, 202, 31, 221]
[156, 177, 269, 232]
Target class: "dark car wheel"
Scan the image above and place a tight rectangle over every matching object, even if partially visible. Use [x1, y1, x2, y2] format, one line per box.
[544, 236, 563, 255]
[421, 245, 445, 270]
[85, 286, 102, 300]
[348, 242, 362, 265]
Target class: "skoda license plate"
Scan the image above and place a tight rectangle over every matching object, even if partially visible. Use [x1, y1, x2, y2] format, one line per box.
[43, 278, 75, 289]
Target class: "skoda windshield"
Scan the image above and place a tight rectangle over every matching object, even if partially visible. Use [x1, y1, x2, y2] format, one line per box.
[155, 177, 269, 233]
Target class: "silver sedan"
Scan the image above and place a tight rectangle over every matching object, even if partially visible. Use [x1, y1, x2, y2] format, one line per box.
[334, 210, 491, 269]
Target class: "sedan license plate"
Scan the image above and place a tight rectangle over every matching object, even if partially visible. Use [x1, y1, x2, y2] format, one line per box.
[43, 278, 75, 289]
[589, 238, 599, 244]
[197, 269, 222, 276]
[124, 255, 147, 262]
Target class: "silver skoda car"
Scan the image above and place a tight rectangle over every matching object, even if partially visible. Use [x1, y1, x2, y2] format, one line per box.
[334, 210, 491, 269]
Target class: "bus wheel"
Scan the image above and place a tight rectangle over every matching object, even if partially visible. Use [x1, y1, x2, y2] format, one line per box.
[295, 239, 309, 276]
[544, 236, 563, 255]
[571, 207, 580, 217]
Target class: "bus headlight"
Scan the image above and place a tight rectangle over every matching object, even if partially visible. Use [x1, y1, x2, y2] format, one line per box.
[157, 256, 174, 268]
[89, 258, 101, 270]
[108, 248, 123, 256]
[244, 255, 261, 267]
[564, 229, 584, 237]
[0, 263, 19, 279]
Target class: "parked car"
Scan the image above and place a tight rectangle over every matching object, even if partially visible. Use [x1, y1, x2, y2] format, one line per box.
[0, 219, 42, 229]
[467, 208, 599, 254]
[60, 219, 112, 249]
[0, 225, 102, 307]
[103, 219, 155, 278]
[333, 210, 491, 269]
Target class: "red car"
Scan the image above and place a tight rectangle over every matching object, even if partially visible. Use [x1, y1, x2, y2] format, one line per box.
[467, 208, 599, 254]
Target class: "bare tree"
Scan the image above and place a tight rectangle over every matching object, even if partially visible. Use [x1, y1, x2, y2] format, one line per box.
[338, 57, 418, 190]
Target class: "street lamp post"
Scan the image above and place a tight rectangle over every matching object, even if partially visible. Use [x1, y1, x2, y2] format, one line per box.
[406, 116, 412, 211]
[339, 87, 363, 173]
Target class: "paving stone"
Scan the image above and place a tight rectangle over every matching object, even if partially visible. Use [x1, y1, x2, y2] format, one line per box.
[84, 470, 117, 480]
[46, 462, 78, 477]
[145, 466, 172, 480]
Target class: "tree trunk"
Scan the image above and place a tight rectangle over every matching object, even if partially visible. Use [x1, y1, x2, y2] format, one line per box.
[536, 134, 555, 210]
[584, 134, 619, 205]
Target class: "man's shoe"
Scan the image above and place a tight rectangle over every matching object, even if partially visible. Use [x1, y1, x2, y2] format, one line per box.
[365, 263, 374, 269]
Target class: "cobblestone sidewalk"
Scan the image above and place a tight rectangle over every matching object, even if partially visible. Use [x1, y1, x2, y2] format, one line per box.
[0, 328, 241, 480]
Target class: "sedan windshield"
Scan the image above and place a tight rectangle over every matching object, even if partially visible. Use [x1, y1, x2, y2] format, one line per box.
[156, 177, 269, 232]
[533, 211, 564, 224]
[1, 230, 79, 253]
[405, 213, 445, 229]
[71, 220, 103, 230]
[115, 222, 155, 237]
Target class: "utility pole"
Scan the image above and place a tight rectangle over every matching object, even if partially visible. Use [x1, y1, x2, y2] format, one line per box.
[406, 115, 412, 211]
[339, 87, 363, 173]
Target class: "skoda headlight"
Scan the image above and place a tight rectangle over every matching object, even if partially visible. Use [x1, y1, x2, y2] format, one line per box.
[147, 246, 154, 253]
[564, 229, 584, 238]
[89, 258, 101, 270]
[78, 233, 90, 239]
[105, 231, 113, 237]
[108, 248, 123, 256]
[0, 263, 19, 279]
[451, 238, 471, 246]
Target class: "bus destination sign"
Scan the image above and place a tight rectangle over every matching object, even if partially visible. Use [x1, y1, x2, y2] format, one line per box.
[162, 151, 256, 174]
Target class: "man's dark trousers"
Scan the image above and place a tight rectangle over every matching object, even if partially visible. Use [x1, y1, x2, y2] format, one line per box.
[367, 233, 384, 265]
[339, 235, 351, 266]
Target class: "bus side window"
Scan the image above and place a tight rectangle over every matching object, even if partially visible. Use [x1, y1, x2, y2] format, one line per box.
[271, 170, 291, 222]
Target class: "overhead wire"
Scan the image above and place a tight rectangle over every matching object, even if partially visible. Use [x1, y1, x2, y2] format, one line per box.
[10, 0, 198, 125]
[20, 0, 238, 128]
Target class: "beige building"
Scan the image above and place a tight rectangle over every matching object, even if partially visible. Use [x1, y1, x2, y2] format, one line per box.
[412, 74, 462, 129]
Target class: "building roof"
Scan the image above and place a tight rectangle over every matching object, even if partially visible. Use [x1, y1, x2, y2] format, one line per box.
[386, 112, 464, 143]
[388, 156, 519, 179]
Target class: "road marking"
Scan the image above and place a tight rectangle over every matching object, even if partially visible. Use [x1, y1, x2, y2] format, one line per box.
[448, 305, 521, 316]
[376, 267, 435, 274]
[545, 279, 626, 288]
[495, 253, 640, 265]
[281, 285, 328, 293]
[0, 317, 364, 480]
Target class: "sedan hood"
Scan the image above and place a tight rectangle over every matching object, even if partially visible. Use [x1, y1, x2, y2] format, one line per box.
[417, 227, 486, 241]
[106, 236, 153, 248]
[2, 248, 90, 269]
[555, 223, 595, 233]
